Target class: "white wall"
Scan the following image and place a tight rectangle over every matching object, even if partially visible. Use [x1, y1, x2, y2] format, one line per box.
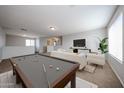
[35, 38, 40, 52]
[6, 34, 39, 53]
[0, 27, 6, 59]
[2, 46, 35, 59]
[107, 6, 124, 87]
[0, 27, 6, 47]
[6, 34, 35, 46]
[62, 28, 107, 52]
[39, 28, 107, 53]
[39, 37, 48, 53]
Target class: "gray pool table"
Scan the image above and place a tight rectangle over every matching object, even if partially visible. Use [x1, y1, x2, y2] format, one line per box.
[10, 54, 79, 88]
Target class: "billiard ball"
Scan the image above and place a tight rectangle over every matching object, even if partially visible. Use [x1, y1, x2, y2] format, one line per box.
[56, 67, 60, 71]
[49, 65, 53, 68]
[13, 64, 16, 67]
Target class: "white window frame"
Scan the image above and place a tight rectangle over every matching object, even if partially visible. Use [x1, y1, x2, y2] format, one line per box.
[26, 39, 35, 47]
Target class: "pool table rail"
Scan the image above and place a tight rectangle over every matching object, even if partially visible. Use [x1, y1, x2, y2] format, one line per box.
[9, 54, 79, 88]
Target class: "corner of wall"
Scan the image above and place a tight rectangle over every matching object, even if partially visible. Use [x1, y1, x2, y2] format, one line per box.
[0, 26, 6, 59]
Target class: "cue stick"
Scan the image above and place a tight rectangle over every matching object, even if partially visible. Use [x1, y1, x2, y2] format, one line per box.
[42, 64, 51, 88]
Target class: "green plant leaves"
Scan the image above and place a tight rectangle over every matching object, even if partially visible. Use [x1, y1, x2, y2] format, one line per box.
[101, 37, 108, 43]
[98, 37, 108, 54]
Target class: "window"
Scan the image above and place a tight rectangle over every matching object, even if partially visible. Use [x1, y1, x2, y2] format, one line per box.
[26, 39, 30, 46]
[30, 40, 35, 46]
[26, 39, 35, 46]
[108, 13, 123, 63]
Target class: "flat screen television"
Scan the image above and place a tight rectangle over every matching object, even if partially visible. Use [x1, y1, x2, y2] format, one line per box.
[73, 39, 86, 47]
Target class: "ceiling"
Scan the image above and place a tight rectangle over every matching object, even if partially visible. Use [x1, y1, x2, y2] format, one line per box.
[0, 5, 117, 38]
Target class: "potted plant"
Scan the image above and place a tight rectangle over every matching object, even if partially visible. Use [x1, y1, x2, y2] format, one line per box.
[98, 37, 108, 54]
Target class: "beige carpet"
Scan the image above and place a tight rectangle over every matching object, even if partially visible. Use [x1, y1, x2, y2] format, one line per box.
[84, 64, 97, 73]
[66, 77, 98, 88]
[0, 70, 22, 88]
[77, 62, 123, 88]
[0, 59, 12, 74]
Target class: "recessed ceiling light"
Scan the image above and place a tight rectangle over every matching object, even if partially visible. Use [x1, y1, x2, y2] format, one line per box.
[49, 27, 56, 31]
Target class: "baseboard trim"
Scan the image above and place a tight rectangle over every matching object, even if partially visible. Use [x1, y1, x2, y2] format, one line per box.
[108, 61, 124, 87]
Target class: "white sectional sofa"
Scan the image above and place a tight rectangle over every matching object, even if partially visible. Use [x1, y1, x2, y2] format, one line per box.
[50, 50, 87, 70]
[86, 53, 105, 66]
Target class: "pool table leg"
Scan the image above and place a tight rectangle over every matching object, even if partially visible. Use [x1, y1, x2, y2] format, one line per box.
[71, 72, 76, 88]
[16, 72, 21, 84]
[13, 67, 16, 75]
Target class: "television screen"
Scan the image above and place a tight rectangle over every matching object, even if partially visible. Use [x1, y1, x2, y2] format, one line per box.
[73, 39, 86, 47]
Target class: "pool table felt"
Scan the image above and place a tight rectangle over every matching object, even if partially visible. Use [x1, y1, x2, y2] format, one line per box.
[12, 54, 77, 88]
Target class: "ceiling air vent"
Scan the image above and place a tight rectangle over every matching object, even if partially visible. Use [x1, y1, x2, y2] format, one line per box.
[20, 28, 27, 31]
